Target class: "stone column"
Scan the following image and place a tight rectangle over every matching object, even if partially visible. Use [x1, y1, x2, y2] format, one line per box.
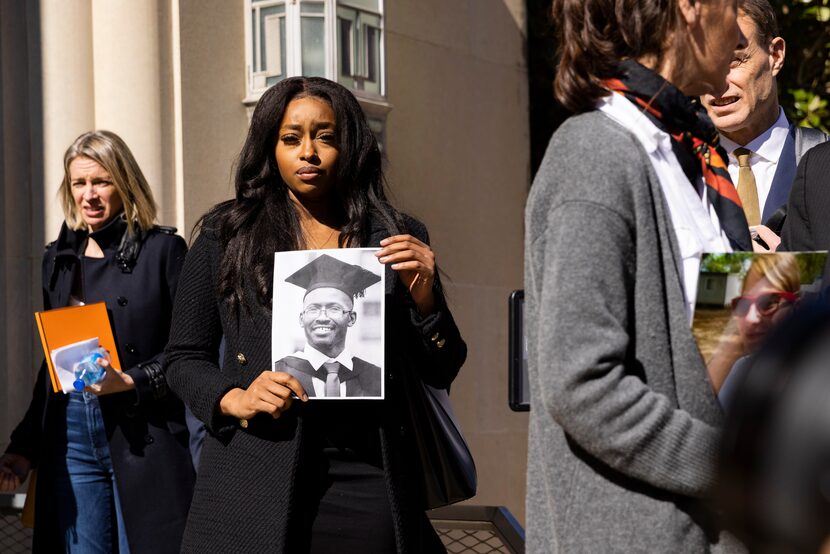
[91, 0, 166, 219]
[40, 0, 95, 237]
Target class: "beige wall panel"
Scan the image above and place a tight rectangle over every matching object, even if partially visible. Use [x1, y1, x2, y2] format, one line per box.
[178, 0, 249, 233]
[446, 283, 529, 522]
[384, 14, 527, 288]
[384, 53, 527, 287]
[40, 0, 95, 237]
[384, 0, 530, 525]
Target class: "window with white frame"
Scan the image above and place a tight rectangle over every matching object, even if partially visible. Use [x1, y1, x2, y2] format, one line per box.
[245, 0, 385, 102]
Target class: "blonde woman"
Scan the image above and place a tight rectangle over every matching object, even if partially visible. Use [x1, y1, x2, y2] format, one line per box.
[0, 130, 194, 553]
[715, 254, 800, 407]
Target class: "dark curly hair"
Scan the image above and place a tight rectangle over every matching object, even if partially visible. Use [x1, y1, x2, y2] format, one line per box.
[551, 0, 680, 113]
[200, 77, 402, 312]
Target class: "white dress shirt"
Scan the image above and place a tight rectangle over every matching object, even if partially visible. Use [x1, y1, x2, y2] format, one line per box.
[598, 92, 732, 320]
[291, 344, 354, 397]
[720, 107, 790, 215]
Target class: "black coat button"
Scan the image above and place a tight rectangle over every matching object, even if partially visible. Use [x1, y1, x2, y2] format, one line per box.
[237, 353, 247, 365]
[144, 434, 155, 445]
[125, 344, 136, 354]
[117, 296, 128, 306]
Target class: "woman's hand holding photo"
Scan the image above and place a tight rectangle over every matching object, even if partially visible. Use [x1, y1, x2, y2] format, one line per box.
[377, 234, 436, 315]
[219, 371, 308, 420]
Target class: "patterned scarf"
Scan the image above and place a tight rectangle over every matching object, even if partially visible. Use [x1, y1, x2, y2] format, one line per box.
[603, 59, 752, 252]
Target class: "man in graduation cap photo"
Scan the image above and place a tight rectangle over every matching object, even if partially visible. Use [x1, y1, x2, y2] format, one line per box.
[274, 253, 383, 398]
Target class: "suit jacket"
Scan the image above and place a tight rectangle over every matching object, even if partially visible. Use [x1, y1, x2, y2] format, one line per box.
[781, 141, 830, 252]
[525, 111, 744, 553]
[760, 125, 830, 227]
[276, 355, 382, 398]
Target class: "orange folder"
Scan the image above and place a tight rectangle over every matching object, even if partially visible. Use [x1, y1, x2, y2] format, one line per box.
[34, 302, 122, 393]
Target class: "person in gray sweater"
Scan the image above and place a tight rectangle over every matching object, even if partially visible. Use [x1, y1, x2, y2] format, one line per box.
[525, 1, 751, 552]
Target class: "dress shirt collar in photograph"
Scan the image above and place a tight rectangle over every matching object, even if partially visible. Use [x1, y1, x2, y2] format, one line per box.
[598, 92, 731, 321]
[720, 107, 790, 214]
[293, 345, 354, 397]
[294, 344, 355, 371]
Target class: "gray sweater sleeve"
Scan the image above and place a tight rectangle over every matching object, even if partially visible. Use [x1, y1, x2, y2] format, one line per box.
[527, 114, 721, 498]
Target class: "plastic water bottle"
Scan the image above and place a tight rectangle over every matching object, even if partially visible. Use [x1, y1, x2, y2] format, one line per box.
[73, 348, 110, 392]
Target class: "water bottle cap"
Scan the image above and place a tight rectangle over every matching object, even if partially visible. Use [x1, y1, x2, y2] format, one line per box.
[73, 379, 85, 392]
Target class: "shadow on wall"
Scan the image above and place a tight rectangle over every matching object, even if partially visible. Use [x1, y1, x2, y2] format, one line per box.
[0, 0, 45, 453]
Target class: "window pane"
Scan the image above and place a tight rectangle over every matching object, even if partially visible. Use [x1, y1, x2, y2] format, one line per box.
[338, 18, 353, 77]
[301, 16, 325, 77]
[252, 9, 257, 70]
[340, 0, 380, 12]
[361, 22, 381, 95]
[300, 0, 325, 15]
[263, 15, 285, 76]
[366, 25, 378, 82]
[260, 5, 285, 74]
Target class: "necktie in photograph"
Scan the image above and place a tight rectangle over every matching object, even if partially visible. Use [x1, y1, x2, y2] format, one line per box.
[734, 147, 761, 226]
[323, 361, 341, 397]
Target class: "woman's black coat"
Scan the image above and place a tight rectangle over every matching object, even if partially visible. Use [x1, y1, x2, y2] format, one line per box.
[6, 216, 195, 553]
[165, 214, 467, 553]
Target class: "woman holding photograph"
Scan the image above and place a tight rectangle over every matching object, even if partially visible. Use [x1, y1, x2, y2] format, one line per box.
[524, 0, 751, 552]
[0, 130, 195, 553]
[165, 76, 466, 553]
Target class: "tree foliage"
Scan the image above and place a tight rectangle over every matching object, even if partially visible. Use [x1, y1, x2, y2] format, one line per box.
[700, 252, 827, 285]
[774, 0, 830, 132]
[701, 253, 754, 275]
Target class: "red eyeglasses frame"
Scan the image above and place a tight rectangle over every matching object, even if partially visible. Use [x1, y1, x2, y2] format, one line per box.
[730, 291, 799, 316]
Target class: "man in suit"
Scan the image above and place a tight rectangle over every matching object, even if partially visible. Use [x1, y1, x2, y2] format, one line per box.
[780, 141, 830, 251]
[701, 0, 828, 249]
[275, 253, 382, 398]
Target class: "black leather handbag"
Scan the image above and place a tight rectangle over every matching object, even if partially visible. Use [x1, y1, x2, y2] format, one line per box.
[404, 377, 478, 509]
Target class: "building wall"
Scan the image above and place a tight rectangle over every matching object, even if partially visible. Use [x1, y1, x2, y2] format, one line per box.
[0, 0, 43, 453]
[383, 0, 530, 523]
[1, 0, 531, 524]
[178, 0, 250, 232]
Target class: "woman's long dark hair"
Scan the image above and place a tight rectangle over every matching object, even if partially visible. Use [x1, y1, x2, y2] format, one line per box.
[202, 77, 402, 311]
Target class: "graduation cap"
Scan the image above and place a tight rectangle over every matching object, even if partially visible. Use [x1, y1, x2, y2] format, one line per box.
[285, 253, 381, 298]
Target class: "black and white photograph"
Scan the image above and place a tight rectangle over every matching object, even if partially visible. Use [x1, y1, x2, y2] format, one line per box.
[272, 248, 385, 400]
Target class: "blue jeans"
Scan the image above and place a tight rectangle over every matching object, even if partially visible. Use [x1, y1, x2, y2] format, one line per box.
[52, 392, 130, 554]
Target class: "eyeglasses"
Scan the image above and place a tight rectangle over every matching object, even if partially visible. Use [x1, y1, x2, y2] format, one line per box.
[731, 291, 798, 317]
[301, 304, 351, 319]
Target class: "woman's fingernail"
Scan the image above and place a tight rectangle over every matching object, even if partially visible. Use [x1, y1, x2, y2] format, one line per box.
[380, 239, 388, 245]
[379, 256, 388, 263]
[303, 394, 309, 401]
